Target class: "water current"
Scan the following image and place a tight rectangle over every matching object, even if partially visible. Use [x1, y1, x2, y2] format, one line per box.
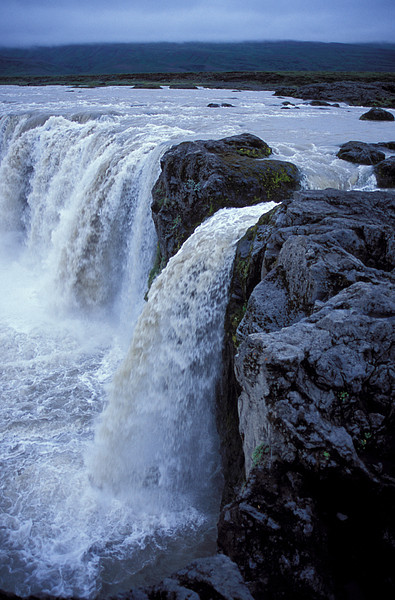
[0, 85, 393, 598]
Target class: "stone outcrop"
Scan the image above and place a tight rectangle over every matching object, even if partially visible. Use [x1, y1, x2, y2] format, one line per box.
[218, 189, 395, 599]
[335, 141, 395, 188]
[374, 156, 395, 187]
[336, 141, 385, 165]
[359, 107, 395, 121]
[274, 81, 395, 108]
[151, 133, 301, 268]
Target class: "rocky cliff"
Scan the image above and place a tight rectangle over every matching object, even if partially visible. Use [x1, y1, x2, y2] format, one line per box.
[218, 189, 395, 599]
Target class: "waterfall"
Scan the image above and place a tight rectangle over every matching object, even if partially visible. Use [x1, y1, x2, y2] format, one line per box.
[89, 202, 277, 507]
[0, 112, 158, 320]
[0, 106, 276, 598]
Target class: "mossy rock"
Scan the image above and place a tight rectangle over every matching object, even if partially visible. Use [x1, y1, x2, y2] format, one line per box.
[151, 134, 300, 267]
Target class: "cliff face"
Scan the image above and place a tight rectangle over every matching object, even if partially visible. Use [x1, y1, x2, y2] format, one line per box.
[219, 189, 395, 599]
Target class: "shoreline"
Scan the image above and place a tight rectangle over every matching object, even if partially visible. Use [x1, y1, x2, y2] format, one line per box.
[2, 72, 395, 107]
[2, 70, 395, 88]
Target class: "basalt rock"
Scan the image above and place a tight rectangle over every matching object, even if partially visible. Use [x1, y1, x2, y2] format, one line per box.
[359, 107, 395, 121]
[218, 189, 395, 599]
[374, 156, 395, 187]
[151, 133, 300, 269]
[336, 141, 385, 165]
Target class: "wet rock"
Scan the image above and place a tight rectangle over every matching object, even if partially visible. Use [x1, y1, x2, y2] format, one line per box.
[171, 555, 254, 600]
[374, 156, 395, 187]
[309, 100, 332, 106]
[360, 107, 395, 121]
[218, 189, 395, 599]
[151, 133, 300, 267]
[274, 81, 395, 108]
[377, 141, 395, 150]
[336, 141, 385, 165]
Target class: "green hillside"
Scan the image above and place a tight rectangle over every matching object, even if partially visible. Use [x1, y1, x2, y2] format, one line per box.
[1, 41, 395, 77]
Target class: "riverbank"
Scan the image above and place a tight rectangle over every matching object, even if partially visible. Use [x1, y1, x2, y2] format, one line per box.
[2, 72, 395, 108]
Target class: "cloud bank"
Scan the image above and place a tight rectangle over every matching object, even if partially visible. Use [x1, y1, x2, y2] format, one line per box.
[1, 0, 394, 46]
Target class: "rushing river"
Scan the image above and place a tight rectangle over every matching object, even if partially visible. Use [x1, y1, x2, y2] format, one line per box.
[0, 85, 393, 598]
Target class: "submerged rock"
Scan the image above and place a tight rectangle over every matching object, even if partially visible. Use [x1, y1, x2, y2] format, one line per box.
[336, 140, 385, 165]
[218, 189, 395, 599]
[151, 133, 300, 268]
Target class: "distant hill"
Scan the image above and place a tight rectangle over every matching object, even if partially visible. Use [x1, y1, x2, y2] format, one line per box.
[1, 41, 395, 77]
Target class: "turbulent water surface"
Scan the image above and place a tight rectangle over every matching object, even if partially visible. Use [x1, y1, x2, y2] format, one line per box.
[0, 85, 393, 598]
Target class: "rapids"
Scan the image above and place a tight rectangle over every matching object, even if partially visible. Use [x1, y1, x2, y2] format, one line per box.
[0, 85, 393, 598]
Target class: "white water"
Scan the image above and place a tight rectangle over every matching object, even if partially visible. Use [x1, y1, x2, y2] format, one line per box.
[0, 85, 393, 598]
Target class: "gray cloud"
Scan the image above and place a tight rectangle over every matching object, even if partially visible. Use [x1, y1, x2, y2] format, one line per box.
[0, 0, 394, 46]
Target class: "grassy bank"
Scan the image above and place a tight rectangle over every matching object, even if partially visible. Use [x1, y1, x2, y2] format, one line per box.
[1, 70, 395, 89]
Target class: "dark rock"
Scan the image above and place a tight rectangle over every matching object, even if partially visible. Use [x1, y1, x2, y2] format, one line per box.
[377, 141, 395, 150]
[221, 103, 234, 107]
[207, 103, 220, 107]
[147, 578, 200, 599]
[171, 555, 254, 600]
[360, 107, 395, 121]
[374, 156, 395, 187]
[151, 133, 300, 267]
[337, 141, 386, 165]
[309, 100, 332, 106]
[218, 189, 395, 599]
[274, 81, 395, 108]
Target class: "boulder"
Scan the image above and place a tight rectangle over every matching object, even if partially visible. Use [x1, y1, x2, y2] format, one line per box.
[151, 133, 300, 267]
[309, 100, 332, 106]
[336, 141, 385, 165]
[218, 189, 395, 599]
[359, 107, 395, 121]
[374, 156, 395, 187]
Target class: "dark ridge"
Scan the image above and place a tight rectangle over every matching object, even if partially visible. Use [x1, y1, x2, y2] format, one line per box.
[1, 41, 395, 78]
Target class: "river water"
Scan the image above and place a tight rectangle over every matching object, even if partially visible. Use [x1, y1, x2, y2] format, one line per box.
[0, 85, 393, 598]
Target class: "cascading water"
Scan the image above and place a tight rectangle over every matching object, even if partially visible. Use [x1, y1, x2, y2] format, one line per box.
[89, 201, 277, 503]
[0, 85, 393, 598]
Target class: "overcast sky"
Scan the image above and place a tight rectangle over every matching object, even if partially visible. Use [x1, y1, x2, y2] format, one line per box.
[0, 0, 394, 47]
